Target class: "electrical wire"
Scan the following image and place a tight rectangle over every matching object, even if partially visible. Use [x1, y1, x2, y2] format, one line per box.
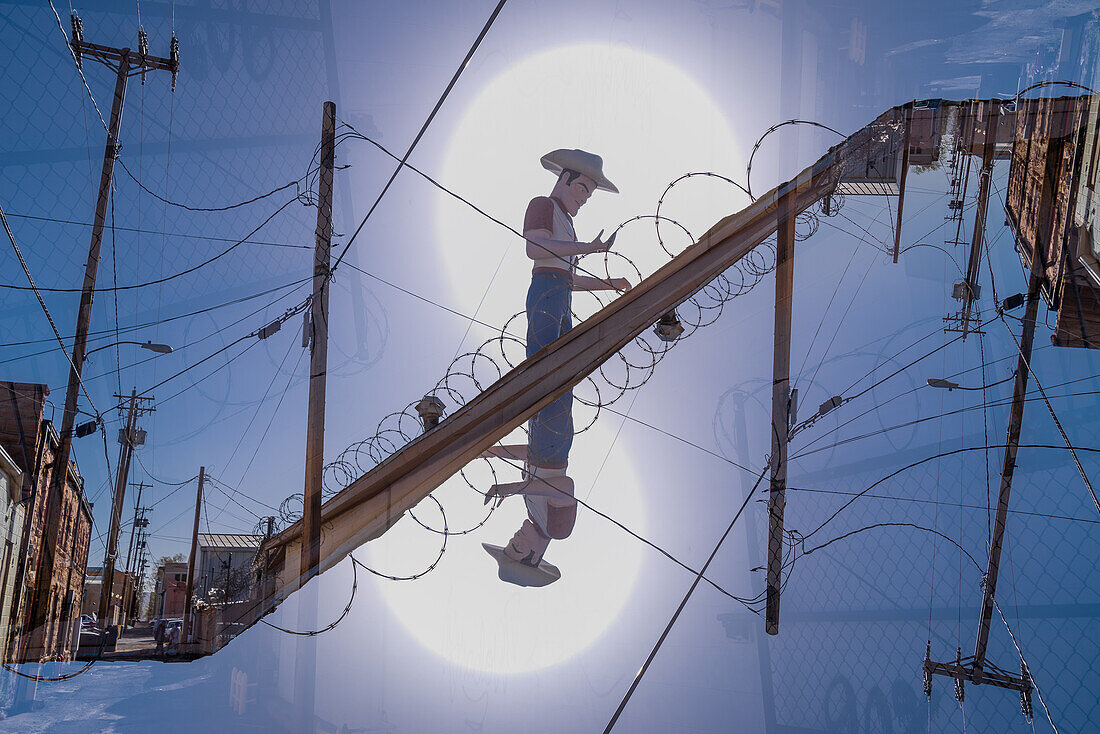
[338, 123, 624, 293]
[2, 211, 312, 250]
[116, 157, 308, 212]
[604, 464, 768, 732]
[996, 313, 1100, 516]
[330, 0, 510, 275]
[0, 197, 299, 293]
[783, 484, 1100, 526]
[0, 276, 310, 353]
[1, 201, 102, 419]
[802, 444, 1100, 545]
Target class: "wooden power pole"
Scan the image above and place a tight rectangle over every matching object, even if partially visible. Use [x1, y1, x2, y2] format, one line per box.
[25, 16, 177, 658]
[296, 98, 336, 734]
[182, 467, 205, 645]
[960, 103, 999, 338]
[123, 482, 152, 576]
[766, 184, 796, 636]
[892, 104, 913, 263]
[302, 100, 336, 584]
[99, 390, 137, 627]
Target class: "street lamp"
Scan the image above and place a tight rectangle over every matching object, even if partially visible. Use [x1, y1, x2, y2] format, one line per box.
[85, 340, 173, 357]
[927, 377, 995, 391]
[72, 341, 172, 439]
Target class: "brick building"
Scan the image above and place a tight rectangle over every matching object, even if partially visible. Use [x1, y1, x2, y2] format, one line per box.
[153, 561, 189, 619]
[0, 382, 94, 662]
[0, 445, 26, 662]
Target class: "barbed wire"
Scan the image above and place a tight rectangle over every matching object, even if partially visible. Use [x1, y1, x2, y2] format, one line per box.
[264, 114, 899, 582]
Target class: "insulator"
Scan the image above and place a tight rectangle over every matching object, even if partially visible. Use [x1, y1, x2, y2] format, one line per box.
[923, 641, 933, 698]
[415, 395, 445, 431]
[138, 28, 149, 56]
[953, 647, 964, 703]
[70, 13, 84, 68]
[170, 36, 180, 91]
[1020, 662, 1033, 720]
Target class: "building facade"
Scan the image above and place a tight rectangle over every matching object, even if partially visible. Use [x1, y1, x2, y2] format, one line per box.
[0, 446, 26, 662]
[0, 382, 94, 662]
[82, 567, 134, 628]
[196, 534, 263, 605]
[152, 561, 189, 619]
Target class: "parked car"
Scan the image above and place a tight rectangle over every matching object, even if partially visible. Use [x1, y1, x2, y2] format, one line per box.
[80, 614, 96, 629]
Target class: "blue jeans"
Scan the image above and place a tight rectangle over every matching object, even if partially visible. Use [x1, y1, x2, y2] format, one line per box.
[526, 272, 573, 469]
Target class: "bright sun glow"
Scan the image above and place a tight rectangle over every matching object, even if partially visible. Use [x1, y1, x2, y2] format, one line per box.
[367, 45, 743, 675]
[436, 43, 746, 319]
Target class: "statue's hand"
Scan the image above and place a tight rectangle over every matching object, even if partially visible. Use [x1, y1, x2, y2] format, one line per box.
[588, 230, 617, 254]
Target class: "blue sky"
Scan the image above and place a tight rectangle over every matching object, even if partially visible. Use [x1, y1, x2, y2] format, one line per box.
[1, 0, 1098, 731]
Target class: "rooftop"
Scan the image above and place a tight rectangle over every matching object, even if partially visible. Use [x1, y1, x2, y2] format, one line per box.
[197, 533, 263, 551]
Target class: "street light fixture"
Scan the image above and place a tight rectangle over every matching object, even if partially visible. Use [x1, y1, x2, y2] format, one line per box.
[927, 378, 960, 390]
[85, 340, 174, 358]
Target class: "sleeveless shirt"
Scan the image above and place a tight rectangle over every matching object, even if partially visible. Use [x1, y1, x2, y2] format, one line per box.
[523, 196, 577, 275]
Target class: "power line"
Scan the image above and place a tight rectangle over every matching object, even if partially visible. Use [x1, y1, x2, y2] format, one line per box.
[0, 276, 309, 357]
[330, 0, 510, 275]
[791, 386, 1100, 463]
[784, 484, 1100, 526]
[794, 341, 1060, 458]
[3, 211, 311, 250]
[339, 124, 623, 292]
[491, 453, 757, 607]
[802, 444, 1100, 544]
[342, 260, 523, 340]
[605, 464, 768, 733]
[1, 201, 102, 419]
[115, 156, 310, 213]
[997, 313, 1100, 517]
[0, 197, 298, 294]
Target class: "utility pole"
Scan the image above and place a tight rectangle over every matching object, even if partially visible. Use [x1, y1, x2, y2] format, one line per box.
[25, 16, 177, 660]
[182, 467, 205, 647]
[123, 486, 151, 624]
[302, 100, 336, 583]
[960, 102, 999, 339]
[893, 104, 913, 263]
[98, 390, 153, 628]
[926, 105, 1045, 712]
[766, 184, 797, 636]
[297, 99, 335, 734]
[123, 483, 152, 575]
[130, 527, 149, 621]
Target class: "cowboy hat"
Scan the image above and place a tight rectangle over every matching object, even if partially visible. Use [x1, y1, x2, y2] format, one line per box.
[540, 148, 619, 194]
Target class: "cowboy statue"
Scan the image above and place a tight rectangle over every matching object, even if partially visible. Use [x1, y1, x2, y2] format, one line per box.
[482, 149, 630, 586]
